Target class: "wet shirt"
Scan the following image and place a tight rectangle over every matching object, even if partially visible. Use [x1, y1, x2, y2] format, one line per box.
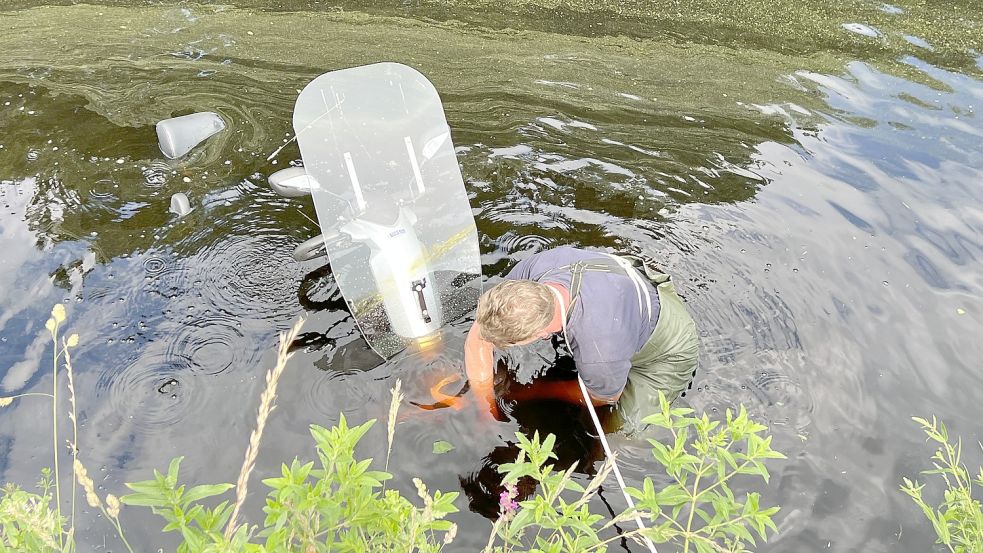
[505, 247, 661, 398]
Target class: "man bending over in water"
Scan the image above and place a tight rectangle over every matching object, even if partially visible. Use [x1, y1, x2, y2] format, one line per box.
[464, 246, 699, 433]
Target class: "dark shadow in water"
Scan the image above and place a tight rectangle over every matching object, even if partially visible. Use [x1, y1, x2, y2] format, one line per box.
[459, 354, 611, 520]
[291, 261, 389, 373]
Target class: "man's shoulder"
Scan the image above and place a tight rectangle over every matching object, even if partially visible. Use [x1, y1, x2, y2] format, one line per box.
[526, 246, 601, 267]
[507, 246, 585, 278]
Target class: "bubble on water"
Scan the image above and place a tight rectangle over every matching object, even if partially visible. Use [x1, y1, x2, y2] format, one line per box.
[26, 149, 39, 161]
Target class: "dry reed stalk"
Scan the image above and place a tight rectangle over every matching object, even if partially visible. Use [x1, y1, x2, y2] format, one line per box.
[63, 335, 80, 536]
[223, 317, 305, 540]
[385, 379, 404, 473]
[47, 304, 66, 548]
[571, 457, 615, 512]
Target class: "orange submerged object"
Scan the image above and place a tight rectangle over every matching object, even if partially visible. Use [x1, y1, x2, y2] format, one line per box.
[412, 374, 468, 411]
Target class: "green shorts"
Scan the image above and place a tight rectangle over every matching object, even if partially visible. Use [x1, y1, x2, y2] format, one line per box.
[612, 262, 699, 435]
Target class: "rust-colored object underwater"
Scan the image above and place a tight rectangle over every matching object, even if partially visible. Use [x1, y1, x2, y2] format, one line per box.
[411, 374, 469, 411]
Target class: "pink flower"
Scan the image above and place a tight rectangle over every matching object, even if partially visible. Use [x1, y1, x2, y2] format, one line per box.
[499, 483, 519, 517]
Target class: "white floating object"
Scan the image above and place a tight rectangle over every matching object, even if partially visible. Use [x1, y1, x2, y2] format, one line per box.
[841, 23, 882, 38]
[879, 3, 904, 14]
[169, 192, 192, 217]
[267, 166, 317, 197]
[156, 112, 226, 159]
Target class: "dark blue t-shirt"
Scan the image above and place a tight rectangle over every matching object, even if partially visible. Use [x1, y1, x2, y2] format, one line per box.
[505, 247, 661, 398]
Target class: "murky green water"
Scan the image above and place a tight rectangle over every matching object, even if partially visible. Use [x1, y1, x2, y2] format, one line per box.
[1, 1, 981, 550]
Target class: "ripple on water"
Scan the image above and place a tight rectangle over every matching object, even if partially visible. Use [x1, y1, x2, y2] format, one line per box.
[841, 23, 883, 38]
[195, 234, 301, 323]
[142, 250, 192, 298]
[142, 162, 171, 187]
[495, 231, 554, 255]
[96, 352, 198, 433]
[164, 313, 258, 375]
[302, 365, 378, 421]
[691, 349, 815, 435]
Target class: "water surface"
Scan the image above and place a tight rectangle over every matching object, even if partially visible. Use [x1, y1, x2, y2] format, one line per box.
[0, 1, 981, 551]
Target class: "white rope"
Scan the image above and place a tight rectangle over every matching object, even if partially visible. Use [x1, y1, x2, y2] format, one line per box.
[548, 286, 657, 553]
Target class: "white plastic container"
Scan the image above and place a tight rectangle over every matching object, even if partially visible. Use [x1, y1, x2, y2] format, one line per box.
[156, 112, 226, 159]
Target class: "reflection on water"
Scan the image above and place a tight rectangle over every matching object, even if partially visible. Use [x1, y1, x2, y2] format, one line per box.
[0, 1, 981, 551]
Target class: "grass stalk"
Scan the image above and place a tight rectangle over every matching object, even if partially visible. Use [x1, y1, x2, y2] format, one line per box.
[223, 317, 305, 540]
[64, 338, 80, 541]
[0, 392, 55, 408]
[75, 459, 135, 553]
[385, 379, 404, 475]
[109, 513, 135, 553]
[48, 306, 64, 549]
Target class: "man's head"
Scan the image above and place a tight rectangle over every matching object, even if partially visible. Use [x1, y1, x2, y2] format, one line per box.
[476, 280, 555, 348]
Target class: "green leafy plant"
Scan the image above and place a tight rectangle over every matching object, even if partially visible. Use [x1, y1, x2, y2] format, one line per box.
[485, 431, 611, 553]
[122, 372, 459, 552]
[260, 416, 459, 551]
[901, 416, 983, 553]
[0, 469, 63, 552]
[485, 392, 785, 553]
[118, 457, 240, 551]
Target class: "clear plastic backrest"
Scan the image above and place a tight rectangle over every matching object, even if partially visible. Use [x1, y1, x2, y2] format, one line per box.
[294, 63, 481, 359]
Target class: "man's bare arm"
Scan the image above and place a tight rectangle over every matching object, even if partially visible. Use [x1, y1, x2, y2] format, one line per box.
[464, 322, 499, 419]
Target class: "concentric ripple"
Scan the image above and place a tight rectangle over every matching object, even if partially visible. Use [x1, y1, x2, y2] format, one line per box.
[302, 360, 380, 421]
[195, 234, 302, 323]
[496, 232, 554, 255]
[163, 313, 258, 376]
[96, 352, 198, 433]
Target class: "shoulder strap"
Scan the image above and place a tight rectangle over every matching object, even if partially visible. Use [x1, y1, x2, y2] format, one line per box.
[537, 254, 654, 323]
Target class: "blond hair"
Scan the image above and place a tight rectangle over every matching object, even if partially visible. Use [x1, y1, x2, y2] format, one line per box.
[476, 280, 554, 348]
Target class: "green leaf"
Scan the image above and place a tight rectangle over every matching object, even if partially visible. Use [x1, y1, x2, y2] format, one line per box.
[655, 484, 691, 507]
[166, 456, 184, 486]
[648, 439, 671, 468]
[725, 520, 756, 544]
[716, 446, 738, 470]
[693, 537, 715, 553]
[182, 483, 234, 506]
[123, 479, 162, 495]
[120, 493, 168, 507]
[510, 508, 535, 535]
[432, 440, 455, 455]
